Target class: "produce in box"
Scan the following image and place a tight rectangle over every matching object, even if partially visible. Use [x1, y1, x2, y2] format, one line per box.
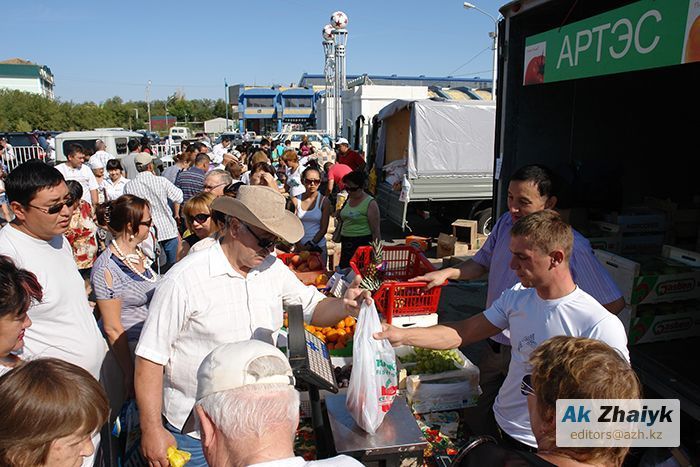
[398, 347, 465, 375]
[283, 314, 356, 351]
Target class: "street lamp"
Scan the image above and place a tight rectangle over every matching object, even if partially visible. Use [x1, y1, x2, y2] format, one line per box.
[463, 2, 498, 100]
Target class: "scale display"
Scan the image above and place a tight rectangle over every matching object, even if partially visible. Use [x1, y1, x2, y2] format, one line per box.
[287, 305, 339, 393]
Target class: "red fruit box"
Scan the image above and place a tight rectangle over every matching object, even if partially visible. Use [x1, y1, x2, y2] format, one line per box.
[350, 245, 445, 324]
[278, 252, 329, 287]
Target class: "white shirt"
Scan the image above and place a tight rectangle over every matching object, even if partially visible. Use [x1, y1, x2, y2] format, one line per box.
[135, 242, 326, 434]
[55, 163, 99, 205]
[249, 455, 363, 466]
[483, 284, 629, 447]
[0, 225, 107, 379]
[124, 172, 183, 241]
[103, 176, 130, 201]
[211, 143, 228, 164]
[91, 150, 115, 168]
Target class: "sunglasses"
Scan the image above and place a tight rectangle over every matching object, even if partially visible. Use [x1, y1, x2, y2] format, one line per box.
[346, 185, 361, 192]
[190, 213, 211, 224]
[139, 218, 153, 228]
[203, 182, 227, 191]
[304, 179, 321, 185]
[520, 374, 535, 397]
[28, 195, 76, 215]
[241, 222, 277, 251]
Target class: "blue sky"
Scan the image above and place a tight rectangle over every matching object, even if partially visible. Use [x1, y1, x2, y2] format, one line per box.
[4, 0, 501, 103]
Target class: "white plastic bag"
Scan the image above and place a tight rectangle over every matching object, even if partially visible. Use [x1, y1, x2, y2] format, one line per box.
[346, 300, 398, 434]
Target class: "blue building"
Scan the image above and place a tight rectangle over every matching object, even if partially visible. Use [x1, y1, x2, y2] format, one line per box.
[238, 87, 316, 134]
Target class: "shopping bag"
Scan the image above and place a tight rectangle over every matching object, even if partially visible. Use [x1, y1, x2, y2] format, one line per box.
[346, 300, 398, 434]
[112, 399, 147, 467]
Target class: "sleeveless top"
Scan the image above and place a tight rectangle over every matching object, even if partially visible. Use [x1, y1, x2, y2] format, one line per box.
[340, 195, 373, 237]
[296, 194, 327, 246]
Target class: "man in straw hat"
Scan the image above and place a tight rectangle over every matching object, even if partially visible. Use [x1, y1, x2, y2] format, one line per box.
[187, 340, 362, 466]
[135, 185, 371, 466]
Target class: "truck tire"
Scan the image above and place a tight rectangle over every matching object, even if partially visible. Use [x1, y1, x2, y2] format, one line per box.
[477, 208, 493, 235]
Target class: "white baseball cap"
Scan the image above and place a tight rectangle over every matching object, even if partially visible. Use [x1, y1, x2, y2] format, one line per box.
[336, 137, 349, 146]
[181, 340, 295, 433]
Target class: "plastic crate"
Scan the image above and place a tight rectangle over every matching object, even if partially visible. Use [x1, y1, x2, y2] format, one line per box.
[350, 245, 444, 323]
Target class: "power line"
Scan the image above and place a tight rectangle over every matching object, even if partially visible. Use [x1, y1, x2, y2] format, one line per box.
[453, 69, 493, 77]
[448, 46, 491, 76]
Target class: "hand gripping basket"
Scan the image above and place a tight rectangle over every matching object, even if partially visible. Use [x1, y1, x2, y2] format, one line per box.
[350, 245, 444, 324]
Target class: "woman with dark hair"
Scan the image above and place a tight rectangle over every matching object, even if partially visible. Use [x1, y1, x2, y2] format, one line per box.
[92, 194, 158, 397]
[249, 161, 279, 190]
[64, 180, 98, 286]
[292, 166, 331, 265]
[104, 159, 129, 201]
[0, 358, 109, 467]
[337, 170, 381, 268]
[0, 255, 42, 375]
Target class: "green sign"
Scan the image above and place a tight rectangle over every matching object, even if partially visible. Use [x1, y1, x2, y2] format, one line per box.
[523, 0, 700, 85]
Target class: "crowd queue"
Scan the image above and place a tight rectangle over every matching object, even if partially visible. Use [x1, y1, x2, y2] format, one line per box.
[0, 131, 641, 467]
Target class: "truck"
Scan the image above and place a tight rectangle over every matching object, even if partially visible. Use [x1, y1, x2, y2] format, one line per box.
[54, 129, 143, 162]
[169, 126, 192, 140]
[370, 99, 496, 233]
[497, 0, 700, 458]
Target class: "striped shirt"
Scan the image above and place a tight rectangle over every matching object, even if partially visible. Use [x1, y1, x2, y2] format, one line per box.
[124, 172, 183, 241]
[472, 212, 623, 345]
[91, 248, 159, 341]
[175, 167, 206, 202]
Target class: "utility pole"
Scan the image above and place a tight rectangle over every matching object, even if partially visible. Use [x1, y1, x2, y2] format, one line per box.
[146, 80, 152, 132]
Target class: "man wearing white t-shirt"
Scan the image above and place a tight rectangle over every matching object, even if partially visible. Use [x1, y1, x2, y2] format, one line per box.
[211, 136, 231, 165]
[0, 160, 108, 465]
[376, 210, 628, 449]
[55, 143, 99, 206]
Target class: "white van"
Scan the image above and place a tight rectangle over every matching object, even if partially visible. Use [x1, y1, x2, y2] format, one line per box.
[278, 131, 325, 150]
[55, 129, 143, 162]
[169, 126, 192, 140]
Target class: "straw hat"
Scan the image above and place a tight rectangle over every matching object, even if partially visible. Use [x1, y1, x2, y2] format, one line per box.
[211, 185, 303, 243]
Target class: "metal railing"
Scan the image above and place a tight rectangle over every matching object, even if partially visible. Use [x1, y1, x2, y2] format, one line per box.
[2, 146, 47, 172]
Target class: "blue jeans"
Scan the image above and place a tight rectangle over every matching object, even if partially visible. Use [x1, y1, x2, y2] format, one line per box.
[164, 421, 208, 466]
[160, 237, 179, 267]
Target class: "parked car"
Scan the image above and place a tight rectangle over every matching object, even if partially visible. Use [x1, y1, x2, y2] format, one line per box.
[214, 132, 244, 146]
[136, 130, 161, 144]
[54, 129, 144, 162]
[277, 131, 324, 150]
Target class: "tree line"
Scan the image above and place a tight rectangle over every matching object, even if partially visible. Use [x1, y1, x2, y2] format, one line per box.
[0, 90, 228, 132]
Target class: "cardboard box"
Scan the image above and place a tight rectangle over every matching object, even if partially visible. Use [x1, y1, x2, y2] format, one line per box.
[394, 346, 481, 413]
[591, 221, 664, 254]
[452, 219, 478, 247]
[595, 245, 700, 305]
[619, 301, 700, 345]
[436, 233, 457, 258]
[602, 209, 666, 233]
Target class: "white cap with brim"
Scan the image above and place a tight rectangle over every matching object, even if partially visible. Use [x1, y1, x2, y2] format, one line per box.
[134, 152, 156, 166]
[336, 137, 349, 146]
[211, 185, 304, 244]
[181, 340, 295, 433]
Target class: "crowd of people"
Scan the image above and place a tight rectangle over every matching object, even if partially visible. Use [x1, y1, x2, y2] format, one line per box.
[0, 127, 644, 467]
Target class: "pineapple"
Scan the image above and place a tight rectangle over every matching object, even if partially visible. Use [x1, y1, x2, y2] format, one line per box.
[360, 240, 384, 292]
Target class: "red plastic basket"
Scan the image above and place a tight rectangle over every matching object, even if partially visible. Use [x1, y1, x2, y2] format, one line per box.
[350, 245, 444, 324]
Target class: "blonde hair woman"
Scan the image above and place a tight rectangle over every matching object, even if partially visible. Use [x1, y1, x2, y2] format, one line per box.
[178, 192, 218, 258]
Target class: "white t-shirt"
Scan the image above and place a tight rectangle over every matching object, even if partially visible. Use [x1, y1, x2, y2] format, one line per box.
[483, 284, 629, 447]
[211, 143, 228, 164]
[91, 150, 115, 168]
[248, 455, 362, 466]
[0, 225, 107, 379]
[103, 176, 129, 201]
[135, 242, 326, 434]
[55, 163, 99, 205]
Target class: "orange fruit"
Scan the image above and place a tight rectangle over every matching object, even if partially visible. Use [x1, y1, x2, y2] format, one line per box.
[344, 317, 355, 326]
[326, 330, 339, 342]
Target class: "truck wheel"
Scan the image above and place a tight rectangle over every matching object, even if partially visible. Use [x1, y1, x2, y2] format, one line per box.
[477, 208, 493, 235]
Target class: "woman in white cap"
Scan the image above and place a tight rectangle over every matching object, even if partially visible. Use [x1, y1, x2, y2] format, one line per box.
[88, 158, 107, 204]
